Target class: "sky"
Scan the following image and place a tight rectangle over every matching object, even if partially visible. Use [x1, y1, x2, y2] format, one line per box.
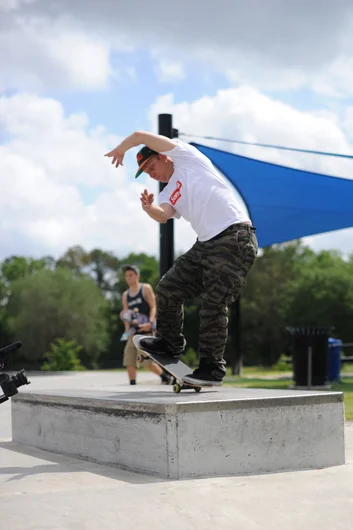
[1, 0, 353, 262]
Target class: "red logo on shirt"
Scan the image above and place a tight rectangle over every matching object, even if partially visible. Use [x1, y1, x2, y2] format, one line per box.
[170, 181, 182, 205]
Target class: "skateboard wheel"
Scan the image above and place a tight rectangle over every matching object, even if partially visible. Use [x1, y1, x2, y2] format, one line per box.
[137, 355, 142, 363]
[173, 383, 181, 393]
[194, 387, 201, 393]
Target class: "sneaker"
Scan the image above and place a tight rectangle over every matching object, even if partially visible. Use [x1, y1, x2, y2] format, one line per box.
[161, 373, 175, 385]
[120, 330, 132, 341]
[138, 336, 185, 358]
[182, 358, 226, 387]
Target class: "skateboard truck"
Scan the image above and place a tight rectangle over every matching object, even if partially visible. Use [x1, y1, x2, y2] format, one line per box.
[136, 351, 202, 393]
[172, 381, 201, 393]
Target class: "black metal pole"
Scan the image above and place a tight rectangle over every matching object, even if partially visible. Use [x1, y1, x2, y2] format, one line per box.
[231, 296, 242, 375]
[158, 114, 177, 278]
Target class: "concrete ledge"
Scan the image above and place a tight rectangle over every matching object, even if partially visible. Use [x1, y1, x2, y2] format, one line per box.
[11, 386, 346, 479]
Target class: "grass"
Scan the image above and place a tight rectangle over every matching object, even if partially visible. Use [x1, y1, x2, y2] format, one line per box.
[224, 370, 353, 421]
[240, 365, 291, 375]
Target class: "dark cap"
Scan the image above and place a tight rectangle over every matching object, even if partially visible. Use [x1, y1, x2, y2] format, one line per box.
[122, 264, 140, 275]
[135, 146, 158, 178]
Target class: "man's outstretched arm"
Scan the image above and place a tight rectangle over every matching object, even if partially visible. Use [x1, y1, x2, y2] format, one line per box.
[140, 189, 175, 223]
[105, 131, 177, 168]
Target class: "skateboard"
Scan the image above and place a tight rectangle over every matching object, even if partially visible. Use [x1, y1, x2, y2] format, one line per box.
[120, 309, 156, 341]
[132, 334, 211, 393]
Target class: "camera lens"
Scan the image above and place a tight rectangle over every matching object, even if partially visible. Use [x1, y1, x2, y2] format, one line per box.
[12, 369, 30, 388]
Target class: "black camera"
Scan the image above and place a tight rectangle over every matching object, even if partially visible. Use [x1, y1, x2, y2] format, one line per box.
[0, 341, 30, 404]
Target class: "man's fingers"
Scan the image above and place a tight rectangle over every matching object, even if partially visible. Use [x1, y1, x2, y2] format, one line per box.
[140, 190, 154, 209]
[112, 157, 123, 167]
[104, 149, 124, 167]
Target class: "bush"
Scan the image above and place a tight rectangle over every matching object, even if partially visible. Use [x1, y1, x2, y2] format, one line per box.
[272, 354, 292, 372]
[41, 338, 86, 371]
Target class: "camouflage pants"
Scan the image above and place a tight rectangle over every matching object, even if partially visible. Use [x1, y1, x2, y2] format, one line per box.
[155, 223, 258, 363]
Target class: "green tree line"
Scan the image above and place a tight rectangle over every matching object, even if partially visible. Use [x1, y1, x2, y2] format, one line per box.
[1, 241, 352, 371]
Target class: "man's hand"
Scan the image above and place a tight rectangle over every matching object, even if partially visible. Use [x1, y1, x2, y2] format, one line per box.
[138, 322, 153, 332]
[140, 196, 175, 223]
[140, 189, 154, 211]
[104, 144, 125, 168]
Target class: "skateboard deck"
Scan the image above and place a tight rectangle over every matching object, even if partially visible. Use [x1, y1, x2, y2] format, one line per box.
[133, 334, 212, 393]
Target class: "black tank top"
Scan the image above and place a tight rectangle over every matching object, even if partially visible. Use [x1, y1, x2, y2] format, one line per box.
[126, 284, 150, 318]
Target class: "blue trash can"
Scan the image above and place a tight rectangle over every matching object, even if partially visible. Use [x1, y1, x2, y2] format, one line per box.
[328, 338, 342, 382]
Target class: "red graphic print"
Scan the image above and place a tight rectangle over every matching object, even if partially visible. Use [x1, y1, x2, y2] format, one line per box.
[170, 180, 182, 205]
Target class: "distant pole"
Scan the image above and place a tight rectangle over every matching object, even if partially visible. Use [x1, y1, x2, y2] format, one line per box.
[158, 114, 178, 278]
[231, 296, 242, 375]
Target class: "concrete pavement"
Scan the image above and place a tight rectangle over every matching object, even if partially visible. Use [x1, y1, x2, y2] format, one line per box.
[1, 370, 352, 530]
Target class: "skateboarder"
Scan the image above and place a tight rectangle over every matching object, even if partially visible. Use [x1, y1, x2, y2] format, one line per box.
[105, 132, 258, 387]
[120, 264, 173, 385]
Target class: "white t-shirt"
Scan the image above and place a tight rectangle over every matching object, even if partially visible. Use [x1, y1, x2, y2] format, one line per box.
[158, 140, 251, 242]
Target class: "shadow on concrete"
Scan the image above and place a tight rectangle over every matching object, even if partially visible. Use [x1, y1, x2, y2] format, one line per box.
[0, 440, 168, 485]
[1, 439, 350, 486]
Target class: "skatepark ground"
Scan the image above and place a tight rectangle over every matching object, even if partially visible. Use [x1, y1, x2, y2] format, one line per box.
[1, 370, 352, 530]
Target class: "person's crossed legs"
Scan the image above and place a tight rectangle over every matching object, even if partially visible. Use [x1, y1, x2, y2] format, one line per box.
[138, 225, 258, 385]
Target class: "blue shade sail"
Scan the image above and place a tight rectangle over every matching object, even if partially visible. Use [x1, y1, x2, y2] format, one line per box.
[191, 142, 353, 248]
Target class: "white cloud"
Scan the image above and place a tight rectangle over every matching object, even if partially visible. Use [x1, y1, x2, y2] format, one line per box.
[156, 60, 185, 83]
[2, 0, 353, 96]
[312, 55, 353, 98]
[301, 228, 353, 258]
[0, 15, 113, 92]
[343, 107, 353, 139]
[0, 94, 119, 187]
[225, 65, 307, 93]
[220, 50, 353, 98]
[0, 93, 160, 260]
[0, 0, 38, 10]
[16, 0, 352, 69]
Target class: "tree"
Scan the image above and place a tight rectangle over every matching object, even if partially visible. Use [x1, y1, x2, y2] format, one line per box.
[56, 245, 88, 277]
[0, 255, 55, 301]
[0, 255, 55, 348]
[57, 246, 122, 298]
[7, 267, 110, 366]
[285, 253, 353, 340]
[239, 241, 316, 365]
